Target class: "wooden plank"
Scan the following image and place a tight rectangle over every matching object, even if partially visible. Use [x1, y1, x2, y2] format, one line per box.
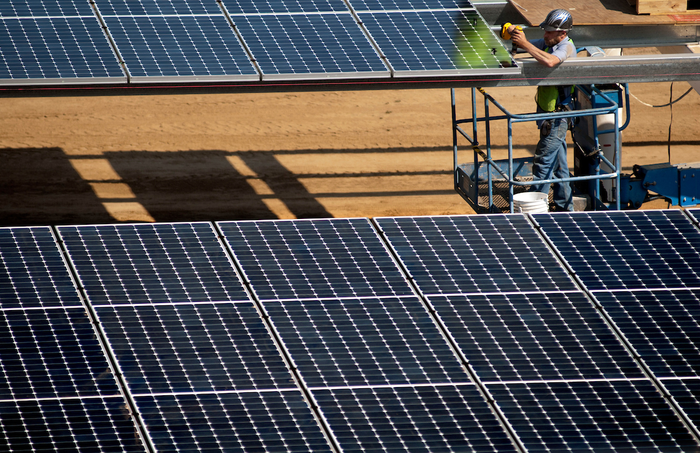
[637, 0, 686, 14]
[508, 0, 677, 25]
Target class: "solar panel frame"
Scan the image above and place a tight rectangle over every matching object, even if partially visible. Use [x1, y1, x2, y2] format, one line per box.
[533, 210, 700, 291]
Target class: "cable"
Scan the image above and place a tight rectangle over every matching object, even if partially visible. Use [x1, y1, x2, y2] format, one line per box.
[629, 84, 694, 108]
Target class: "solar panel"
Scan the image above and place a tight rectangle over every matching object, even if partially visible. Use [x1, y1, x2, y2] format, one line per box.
[0, 15, 125, 85]
[57, 223, 334, 452]
[229, 12, 389, 80]
[358, 10, 515, 75]
[428, 292, 644, 382]
[0, 226, 146, 451]
[57, 223, 249, 305]
[264, 296, 470, 387]
[99, 14, 259, 82]
[374, 215, 578, 295]
[218, 218, 414, 300]
[533, 211, 700, 291]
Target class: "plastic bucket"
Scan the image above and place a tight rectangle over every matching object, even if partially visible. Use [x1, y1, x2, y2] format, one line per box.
[513, 192, 548, 213]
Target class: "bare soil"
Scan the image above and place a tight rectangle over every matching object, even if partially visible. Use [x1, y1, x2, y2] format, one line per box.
[1, 79, 698, 227]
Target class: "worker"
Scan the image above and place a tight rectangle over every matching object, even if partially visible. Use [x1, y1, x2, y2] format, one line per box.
[507, 9, 576, 211]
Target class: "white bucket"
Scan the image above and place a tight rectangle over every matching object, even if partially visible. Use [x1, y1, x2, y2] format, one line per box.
[513, 192, 549, 213]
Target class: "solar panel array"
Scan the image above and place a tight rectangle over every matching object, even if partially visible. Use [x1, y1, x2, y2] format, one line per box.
[0, 0, 517, 87]
[1, 210, 700, 452]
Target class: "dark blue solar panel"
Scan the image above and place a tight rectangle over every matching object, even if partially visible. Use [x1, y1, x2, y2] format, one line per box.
[96, 302, 296, 393]
[313, 385, 517, 453]
[347, 0, 468, 11]
[375, 215, 577, 295]
[358, 10, 514, 74]
[58, 223, 249, 305]
[136, 392, 332, 453]
[265, 296, 469, 387]
[0, 398, 146, 452]
[0, 17, 124, 83]
[1, 0, 94, 17]
[231, 13, 388, 79]
[428, 292, 644, 382]
[0, 227, 80, 309]
[663, 378, 700, 432]
[487, 380, 698, 453]
[94, 0, 220, 16]
[594, 289, 700, 378]
[218, 219, 414, 300]
[102, 15, 258, 80]
[222, 0, 349, 14]
[534, 210, 700, 291]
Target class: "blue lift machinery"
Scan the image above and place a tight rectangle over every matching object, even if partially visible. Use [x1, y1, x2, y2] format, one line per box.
[452, 82, 700, 213]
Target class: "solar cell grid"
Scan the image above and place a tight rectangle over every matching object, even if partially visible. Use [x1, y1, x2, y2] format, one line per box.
[487, 379, 699, 453]
[533, 210, 700, 291]
[218, 219, 414, 300]
[58, 223, 249, 305]
[427, 292, 644, 382]
[593, 289, 700, 379]
[375, 215, 577, 295]
[230, 12, 389, 79]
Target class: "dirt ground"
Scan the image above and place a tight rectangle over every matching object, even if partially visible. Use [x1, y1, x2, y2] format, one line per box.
[1, 76, 699, 227]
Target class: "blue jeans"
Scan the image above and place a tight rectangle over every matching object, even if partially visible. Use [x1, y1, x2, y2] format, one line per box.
[530, 117, 573, 211]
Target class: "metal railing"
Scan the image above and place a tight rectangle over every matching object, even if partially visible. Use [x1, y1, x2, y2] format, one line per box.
[452, 85, 629, 213]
